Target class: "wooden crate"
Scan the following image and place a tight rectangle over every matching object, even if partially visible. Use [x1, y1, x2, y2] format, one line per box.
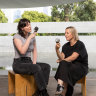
[8, 71, 37, 96]
[77, 76, 86, 96]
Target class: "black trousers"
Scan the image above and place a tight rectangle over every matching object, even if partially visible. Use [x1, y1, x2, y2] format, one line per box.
[12, 57, 51, 91]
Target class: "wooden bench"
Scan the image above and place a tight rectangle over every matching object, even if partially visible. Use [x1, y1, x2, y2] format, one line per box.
[8, 70, 37, 96]
[77, 76, 86, 96]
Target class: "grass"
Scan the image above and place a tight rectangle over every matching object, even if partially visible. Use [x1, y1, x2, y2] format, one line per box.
[89, 68, 96, 72]
[0, 67, 5, 70]
[52, 67, 96, 72]
[0, 34, 8, 36]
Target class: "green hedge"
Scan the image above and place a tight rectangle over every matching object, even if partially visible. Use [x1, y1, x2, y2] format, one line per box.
[0, 33, 96, 36]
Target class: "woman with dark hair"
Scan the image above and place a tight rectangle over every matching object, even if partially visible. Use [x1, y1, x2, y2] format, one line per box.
[12, 18, 50, 96]
[55, 26, 88, 96]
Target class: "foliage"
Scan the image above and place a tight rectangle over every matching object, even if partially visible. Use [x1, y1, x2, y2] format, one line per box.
[51, 6, 60, 21]
[58, 4, 74, 21]
[0, 10, 8, 23]
[14, 11, 51, 22]
[74, 0, 96, 21]
[1, 33, 96, 36]
[51, 3, 76, 21]
[51, 0, 96, 21]
[0, 33, 8, 36]
[0, 67, 5, 70]
[14, 18, 21, 23]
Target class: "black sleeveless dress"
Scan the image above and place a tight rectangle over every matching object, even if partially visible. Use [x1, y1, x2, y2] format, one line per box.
[55, 40, 88, 96]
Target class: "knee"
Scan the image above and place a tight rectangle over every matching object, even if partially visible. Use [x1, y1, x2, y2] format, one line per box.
[45, 63, 51, 71]
[47, 64, 51, 69]
[36, 65, 42, 72]
[59, 60, 68, 67]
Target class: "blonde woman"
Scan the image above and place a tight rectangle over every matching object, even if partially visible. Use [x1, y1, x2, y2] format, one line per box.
[55, 26, 88, 96]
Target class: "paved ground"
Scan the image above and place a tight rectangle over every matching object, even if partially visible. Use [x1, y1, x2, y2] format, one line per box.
[0, 70, 96, 96]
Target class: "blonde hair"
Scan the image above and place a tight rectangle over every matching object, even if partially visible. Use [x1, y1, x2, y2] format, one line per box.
[66, 26, 79, 40]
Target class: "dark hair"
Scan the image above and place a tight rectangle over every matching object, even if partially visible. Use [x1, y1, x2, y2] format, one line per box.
[17, 18, 30, 37]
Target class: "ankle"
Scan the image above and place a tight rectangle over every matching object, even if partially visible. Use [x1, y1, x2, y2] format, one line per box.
[58, 84, 64, 88]
[40, 88, 49, 96]
[57, 84, 64, 92]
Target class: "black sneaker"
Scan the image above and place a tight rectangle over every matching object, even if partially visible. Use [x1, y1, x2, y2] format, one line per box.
[32, 89, 40, 96]
[55, 84, 64, 95]
[40, 89, 49, 96]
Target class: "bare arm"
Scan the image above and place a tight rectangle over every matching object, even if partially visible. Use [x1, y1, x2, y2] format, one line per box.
[64, 52, 79, 62]
[13, 33, 36, 54]
[56, 50, 65, 60]
[56, 52, 65, 63]
[32, 41, 37, 64]
[55, 43, 65, 61]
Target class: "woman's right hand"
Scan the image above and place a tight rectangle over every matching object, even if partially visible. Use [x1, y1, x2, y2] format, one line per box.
[28, 33, 36, 39]
[56, 59, 61, 63]
[55, 43, 60, 51]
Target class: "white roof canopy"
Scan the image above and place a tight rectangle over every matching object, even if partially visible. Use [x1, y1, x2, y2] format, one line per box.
[0, 0, 85, 8]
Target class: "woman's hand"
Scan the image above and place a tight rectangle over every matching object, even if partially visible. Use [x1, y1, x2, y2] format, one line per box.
[55, 43, 65, 61]
[56, 52, 65, 63]
[56, 59, 61, 63]
[28, 33, 36, 40]
[55, 43, 61, 51]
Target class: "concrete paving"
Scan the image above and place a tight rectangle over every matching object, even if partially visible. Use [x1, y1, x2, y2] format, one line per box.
[0, 70, 96, 96]
[48, 76, 96, 96]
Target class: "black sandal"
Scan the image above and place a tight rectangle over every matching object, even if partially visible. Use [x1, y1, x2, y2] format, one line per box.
[55, 84, 64, 95]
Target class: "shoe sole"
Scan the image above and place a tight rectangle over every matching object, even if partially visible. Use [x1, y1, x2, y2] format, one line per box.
[55, 91, 62, 95]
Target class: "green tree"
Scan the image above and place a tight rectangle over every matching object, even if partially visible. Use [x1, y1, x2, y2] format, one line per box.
[14, 18, 21, 23]
[0, 9, 8, 23]
[51, 6, 60, 21]
[58, 4, 74, 21]
[74, 0, 96, 21]
[51, 4, 74, 22]
[14, 11, 51, 22]
[51, 0, 96, 21]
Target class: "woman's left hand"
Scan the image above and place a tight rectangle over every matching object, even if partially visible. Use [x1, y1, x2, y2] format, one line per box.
[33, 62, 36, 64]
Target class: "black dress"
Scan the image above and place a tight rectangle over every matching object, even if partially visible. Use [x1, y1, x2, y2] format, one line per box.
[55, 40, 88, 96]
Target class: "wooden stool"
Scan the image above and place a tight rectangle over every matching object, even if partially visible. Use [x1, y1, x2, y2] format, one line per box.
[77, 76, 86, 96]
[8, 70, 37, 96]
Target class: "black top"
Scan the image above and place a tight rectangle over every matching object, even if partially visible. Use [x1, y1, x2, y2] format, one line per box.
[62, 40, 88, 67]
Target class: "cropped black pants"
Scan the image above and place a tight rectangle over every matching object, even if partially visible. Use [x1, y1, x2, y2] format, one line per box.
[12, 57, 51, 91]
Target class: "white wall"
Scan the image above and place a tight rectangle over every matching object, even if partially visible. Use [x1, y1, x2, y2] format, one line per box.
[0, 36, 96, 68]
[0, 22, 96, 33]
[0, 22, 96, 68]
[0, 36, 96, 53]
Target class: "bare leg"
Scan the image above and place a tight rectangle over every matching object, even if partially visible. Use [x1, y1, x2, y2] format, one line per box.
[62, 82, 68, 96]
[55, 79, 64, 95]
[58, 79, 63, 85]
